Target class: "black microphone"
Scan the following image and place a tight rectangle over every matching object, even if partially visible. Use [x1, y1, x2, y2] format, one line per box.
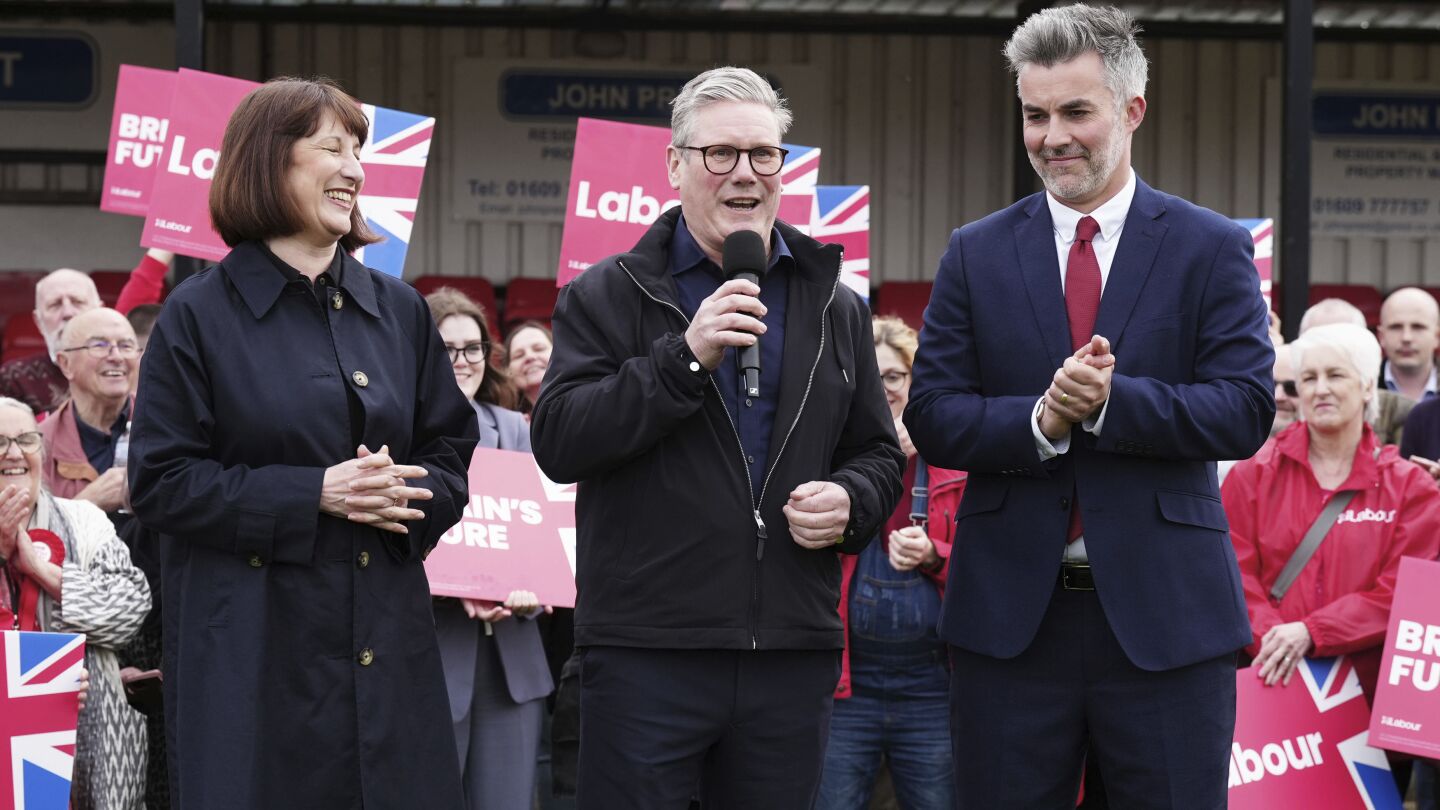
[722, 230, 767, 398]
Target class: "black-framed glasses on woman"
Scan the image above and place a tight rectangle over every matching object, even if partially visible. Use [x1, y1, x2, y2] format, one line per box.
[1277, 380, 1298, 397]
[446, 343, 491, 364]
[881, 371, 911, 392]
[60, 338, 141, 358]
[0, 431, 42, 455]
[679, 144, 790, 177]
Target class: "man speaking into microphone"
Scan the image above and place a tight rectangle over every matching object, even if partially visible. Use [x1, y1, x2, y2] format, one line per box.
[531, 66, 902, 810]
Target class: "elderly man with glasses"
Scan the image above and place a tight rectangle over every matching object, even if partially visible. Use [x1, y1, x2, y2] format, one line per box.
[530, 66, 902, 810]
[37, 307, 142, 518]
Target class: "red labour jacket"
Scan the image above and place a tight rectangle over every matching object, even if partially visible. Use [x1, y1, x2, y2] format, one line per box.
[1222, 421, 1440, 697]
[836, 457, 966, 699]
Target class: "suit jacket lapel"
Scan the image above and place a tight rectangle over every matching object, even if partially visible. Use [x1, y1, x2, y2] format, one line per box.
[1015, 195, 1072, 366]
[1094, 179, 1168, 350]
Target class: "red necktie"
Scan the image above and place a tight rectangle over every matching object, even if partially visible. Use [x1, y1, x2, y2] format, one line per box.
[1065, 216, 1101, 544]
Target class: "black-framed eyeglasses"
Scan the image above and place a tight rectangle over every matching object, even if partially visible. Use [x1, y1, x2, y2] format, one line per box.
[679, 144, 790, 177]
[881, 371, 911, 392]
[0, 431, 42, 455]
[446, 342, 491, 364]
[1277, 380, 1298, 398]
[60, 339, 140, 358]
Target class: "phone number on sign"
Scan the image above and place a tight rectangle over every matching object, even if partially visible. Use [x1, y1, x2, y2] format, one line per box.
[1313, 197, 1431, 216]
[466, 180, 565, 199]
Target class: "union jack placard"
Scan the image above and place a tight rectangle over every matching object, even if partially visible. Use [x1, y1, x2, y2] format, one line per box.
[1233, 218, 1275, 308]
[1230, 656, 1402, 810]
[354, 104, 435, 279]
[1, 631, 85, 810]
[807, 185, 871, 301]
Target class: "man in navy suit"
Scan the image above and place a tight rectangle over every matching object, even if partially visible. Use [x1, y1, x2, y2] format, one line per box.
[905, 6, 1275, 808]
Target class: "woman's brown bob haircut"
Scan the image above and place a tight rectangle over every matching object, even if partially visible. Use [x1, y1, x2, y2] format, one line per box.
[209, 77, 381, 252]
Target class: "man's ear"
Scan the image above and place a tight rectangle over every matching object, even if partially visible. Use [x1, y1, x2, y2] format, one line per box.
[666, 145, 683, 191]
[1124, 95, 1147, 134]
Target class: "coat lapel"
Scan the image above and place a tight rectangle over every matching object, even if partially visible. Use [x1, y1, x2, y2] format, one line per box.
[1094, 179, 1168, 350]
[1014, 195, 1072, 366]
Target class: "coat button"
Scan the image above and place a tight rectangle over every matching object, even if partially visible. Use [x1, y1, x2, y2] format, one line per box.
[332, 291, 344, 310]
[248, 554, 263, 568]
[357, 648, 374, 666]
[357, 551, 370, 568]
[1059, 497, 1070, 510]
[352, 370, 369, 387]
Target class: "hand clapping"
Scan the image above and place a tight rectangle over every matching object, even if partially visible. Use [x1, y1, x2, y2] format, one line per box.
[1040, 335, 1115, 439]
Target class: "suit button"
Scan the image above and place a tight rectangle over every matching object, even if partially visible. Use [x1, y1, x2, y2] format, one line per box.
[352, 370, 369, 387]
[357, 648, 374, 666]
[248, 554, 263, 568]
[357, 551, 370, 568]
[1059, 497, 1070, 509]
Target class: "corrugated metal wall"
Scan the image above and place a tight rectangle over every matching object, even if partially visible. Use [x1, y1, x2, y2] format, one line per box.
[7, 18, 1440, 287]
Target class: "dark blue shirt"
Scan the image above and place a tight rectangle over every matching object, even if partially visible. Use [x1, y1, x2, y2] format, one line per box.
[669, 216, 793, 504]
[75, 401, 130, 471]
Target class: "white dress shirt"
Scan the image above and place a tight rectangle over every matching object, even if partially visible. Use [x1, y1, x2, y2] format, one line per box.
[1028, 168, 1137, 562]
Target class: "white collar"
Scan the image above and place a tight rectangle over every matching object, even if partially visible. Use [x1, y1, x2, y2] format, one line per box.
[1047, 168, 1137, 245]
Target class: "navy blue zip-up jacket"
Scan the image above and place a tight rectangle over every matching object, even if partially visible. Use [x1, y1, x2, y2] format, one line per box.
[531, 207, 904, 651]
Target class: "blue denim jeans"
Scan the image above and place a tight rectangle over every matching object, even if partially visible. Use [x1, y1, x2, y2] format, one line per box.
[817, 650, 955, 810]
[818, 542, 953, 810]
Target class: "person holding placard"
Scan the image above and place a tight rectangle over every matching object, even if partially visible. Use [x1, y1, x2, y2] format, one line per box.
[0, 396, 152, 810]
[427, 287, 555, 810]
[1222, 322, 1440, 788]
[127, 77, 477, 810]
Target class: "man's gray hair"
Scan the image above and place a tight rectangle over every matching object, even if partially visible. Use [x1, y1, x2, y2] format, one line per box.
[1299, 298, 1367, 335]
[1290, 323, 1382, 423]
[670, 66, 792, 149]
[1004, 4, 1149, 107]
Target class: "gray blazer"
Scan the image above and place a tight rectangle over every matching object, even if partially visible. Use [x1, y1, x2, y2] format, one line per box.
[435, 401, 555, 711]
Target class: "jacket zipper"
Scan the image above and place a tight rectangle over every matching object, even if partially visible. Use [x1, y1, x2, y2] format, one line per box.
[617, 251, 844, 649]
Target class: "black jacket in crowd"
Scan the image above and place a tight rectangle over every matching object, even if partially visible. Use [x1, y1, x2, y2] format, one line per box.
[531, 207, 904, 651]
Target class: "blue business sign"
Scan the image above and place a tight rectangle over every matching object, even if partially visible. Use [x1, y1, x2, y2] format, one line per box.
[500, 71, 696, 121]
[1314, 93, 1440, 140]
[0, 32, 98, 107]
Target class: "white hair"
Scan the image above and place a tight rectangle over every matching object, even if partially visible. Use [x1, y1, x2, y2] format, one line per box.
[1290, 322, 1382, 424]
[0, 397, 35, 420]
[670, 66, 792, 149]
[1004, 4, 1149, 108]
[1298, 298, 1366, 335]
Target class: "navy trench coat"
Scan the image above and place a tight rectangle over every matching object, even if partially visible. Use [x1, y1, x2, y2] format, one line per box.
[129, 241, 477, 810]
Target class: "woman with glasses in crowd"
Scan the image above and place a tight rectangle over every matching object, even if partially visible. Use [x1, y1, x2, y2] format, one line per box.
[1223, 322, 1440, 789]
[128, 77, 477, 810]
[817, 316, 965, 810]
[0, 397, 151, 810]
[427, 288, 555, 810]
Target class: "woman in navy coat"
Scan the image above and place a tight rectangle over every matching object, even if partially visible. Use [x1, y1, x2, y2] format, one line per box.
[128, 78, 477, 810]
[427, 288, 555, 809]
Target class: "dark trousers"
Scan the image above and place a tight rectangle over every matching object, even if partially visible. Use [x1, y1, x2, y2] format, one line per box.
[576, 646, 841, 810]
[949, 585, 1237, 810]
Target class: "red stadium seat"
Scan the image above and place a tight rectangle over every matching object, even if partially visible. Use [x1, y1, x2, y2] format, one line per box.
[2, 313, 46, 364]
[0, 272, 42, 323]
[1305, 284, 1384, 328]
[411, 276, 500, 335]
[502, 278, 559, 334]
[872, 282, 934, 332]
[89, 270, 132, 307]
